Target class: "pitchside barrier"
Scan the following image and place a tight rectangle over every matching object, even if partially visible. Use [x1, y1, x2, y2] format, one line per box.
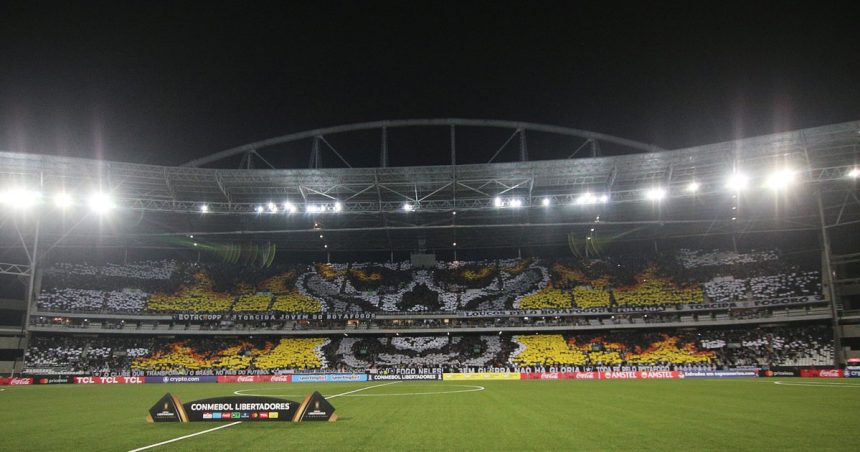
[5, 368, 859, 385]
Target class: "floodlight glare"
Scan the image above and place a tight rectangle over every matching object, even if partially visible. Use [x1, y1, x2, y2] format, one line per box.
[402, 202, 413, 212]
[333, 202, 343, 212]
[576, 192, 596, 205]
[1, 188, 41, 209]
[726, 173, 748, 191]
[53, 192, 74, 209]
[267, 202, 278, 213]
[599, 194, 609, 203]
[283, 201, 297, 213]
[255, 205, 264, 213]
[765, 169, 795, 190]
[542, 197, 551, 207]
[493, 197, 503, 207]
[510, 198, 523, 208]
[849, 168, 860, 178]
[88, 192, 115, 214]
[686, 181, 700, 193]
[199, 204, 209, 213]
[645, 187, 666, 201]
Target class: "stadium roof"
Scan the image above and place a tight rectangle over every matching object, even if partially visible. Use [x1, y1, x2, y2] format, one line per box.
[1, 119, 859, 253]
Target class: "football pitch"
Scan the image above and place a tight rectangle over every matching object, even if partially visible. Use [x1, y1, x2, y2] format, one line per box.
[2, 379, 858, 451]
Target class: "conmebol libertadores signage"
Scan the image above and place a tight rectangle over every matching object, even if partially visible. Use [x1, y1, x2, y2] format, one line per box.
[147, 391, 336, 423]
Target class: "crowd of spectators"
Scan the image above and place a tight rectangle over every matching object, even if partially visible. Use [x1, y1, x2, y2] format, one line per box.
[35, 249, 821, 316]
[23, 323, 832, 375]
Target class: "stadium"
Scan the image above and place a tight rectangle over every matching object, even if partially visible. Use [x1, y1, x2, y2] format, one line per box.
[1, 118, 860, 451]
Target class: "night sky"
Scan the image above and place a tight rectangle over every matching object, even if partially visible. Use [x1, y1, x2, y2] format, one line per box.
[1, 1, 858, 166]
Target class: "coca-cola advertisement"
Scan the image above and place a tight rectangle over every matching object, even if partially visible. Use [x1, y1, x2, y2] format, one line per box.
[217, 375, 292, 383]
[0, 377, 33, 385]
[799, 369, 844, 378]
[519, 371, 681, 380]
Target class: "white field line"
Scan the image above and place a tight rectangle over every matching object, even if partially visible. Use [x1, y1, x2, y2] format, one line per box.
[127, 421, 243, 452]
[129, 381, 401, 451]
[774, 381, 860, 387]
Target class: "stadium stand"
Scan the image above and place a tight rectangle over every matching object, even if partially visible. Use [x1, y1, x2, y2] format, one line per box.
[34, 249, 821, 315]
[23, 323, 832, 375]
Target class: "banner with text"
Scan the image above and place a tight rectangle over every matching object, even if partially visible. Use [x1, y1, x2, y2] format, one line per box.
[443, 372, 521, 381]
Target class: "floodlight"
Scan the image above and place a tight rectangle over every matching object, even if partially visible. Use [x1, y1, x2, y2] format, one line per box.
[283, 202, 297, 213]
[765, 169, 795, 190]
[255, 205, 264, 213]
[1, 188, 41, 209]
[645, 187, 666, 201]
[493, 197, 503, 207]
[686, 181, 700, 193]
[542, 197, 551, 207]
[199, 204, 209, 213]
[599, 194, 609, 203]
[88, 192, 115, 214]
[267, 202, 278, 213]
[510, 198, 523, 208]
[403, 203, 413, 212]
[726, 173, 748, 191]
[333, 202, 343, 212]
[849, 168, 859, 178]
[576, 192, 596, 205]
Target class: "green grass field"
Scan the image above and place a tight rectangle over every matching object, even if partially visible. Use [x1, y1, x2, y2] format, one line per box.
[2, 379, 858, 451]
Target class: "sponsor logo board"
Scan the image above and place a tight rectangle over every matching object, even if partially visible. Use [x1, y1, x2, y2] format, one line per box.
[443, 372, 522, 381]
[148, 393, 337, 423]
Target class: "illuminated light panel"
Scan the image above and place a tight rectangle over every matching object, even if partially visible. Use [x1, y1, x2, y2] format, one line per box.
[725, 173, 748, 191]
[1, 188, 41, 209]
[645, 187, 666, 201]
[765, 169, 795, 190]
[88, 192, 115, 214]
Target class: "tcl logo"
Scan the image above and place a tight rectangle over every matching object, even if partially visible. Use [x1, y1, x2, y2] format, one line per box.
[75, 376, 144, 384]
